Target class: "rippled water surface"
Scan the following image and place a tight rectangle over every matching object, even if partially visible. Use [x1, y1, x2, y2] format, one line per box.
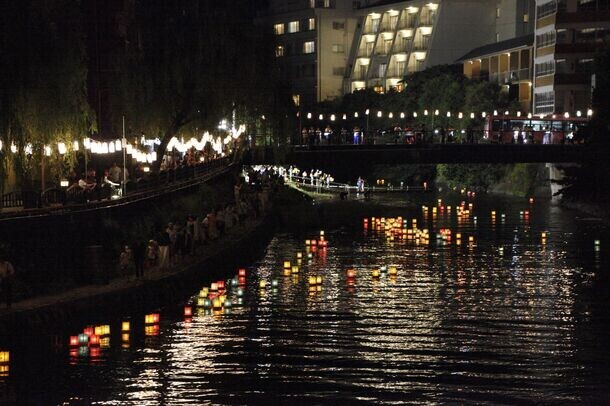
[4, 195, 610, 404]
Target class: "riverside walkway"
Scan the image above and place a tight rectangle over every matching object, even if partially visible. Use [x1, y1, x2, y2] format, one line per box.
[0, 157, 232, 221]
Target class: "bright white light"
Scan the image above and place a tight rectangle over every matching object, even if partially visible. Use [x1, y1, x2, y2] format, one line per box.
[470, 112, 474, 119]
[400, 112, 405, 119]
[83, 138, 91, 149]
[446, 111, 451, 117]
[434, 109, 439, 116]
[73, 141, 79, 151]
[330, 114, 336, 121]
[354, 112, 359, 118]
[319, 114, 323, 120]
[564, 112, 569, 118]
[413, 112, 418, 118]
[44, 146, 52, 156]
[57, 142, 67, 155]
[576, 110, 582, 117]
[587, 108, 593, 117]
[307, 112, 312, 119]
[115, 140, 122, 150]
[365, 109, 370, 115]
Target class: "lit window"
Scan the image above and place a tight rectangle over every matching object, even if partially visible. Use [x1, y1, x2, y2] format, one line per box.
[496, 32, 500, 42]
[496, 7, 500, 18]
[293, 94, 301, 107]
[332, 44, 344, 53]
[523, 13, 529, 22]
[288, 21, 300, 33]
[310, 0, 315, 7]
[324, 0, 331, 7]
[309, 18, 316, 30]
[274, 23, 285, 35]
[303, 41, 315, 54]
[275, 45, 285, 57]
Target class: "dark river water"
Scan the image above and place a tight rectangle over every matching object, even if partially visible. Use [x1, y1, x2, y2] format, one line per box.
[2, 194, 610, 404]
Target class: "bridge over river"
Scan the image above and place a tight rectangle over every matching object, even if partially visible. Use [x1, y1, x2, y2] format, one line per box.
[249, 143, 610, 169]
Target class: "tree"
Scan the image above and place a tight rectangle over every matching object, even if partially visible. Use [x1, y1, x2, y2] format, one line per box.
[110, 0, 283, 170]
[0, 1, 95, 190]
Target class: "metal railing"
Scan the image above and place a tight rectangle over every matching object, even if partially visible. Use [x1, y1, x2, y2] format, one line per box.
[1, 157, 231, 214]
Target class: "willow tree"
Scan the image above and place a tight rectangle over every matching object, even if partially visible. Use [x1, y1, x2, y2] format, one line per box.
[111, 0, 282, 170]
[0, 0, 95, 191]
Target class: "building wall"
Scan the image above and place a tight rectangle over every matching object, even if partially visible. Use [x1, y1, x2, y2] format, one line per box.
[533, 0, 609, 115]
[496, 0, 536, 41]
[426, 0, 497, 67]
[317, 10, 359, 101]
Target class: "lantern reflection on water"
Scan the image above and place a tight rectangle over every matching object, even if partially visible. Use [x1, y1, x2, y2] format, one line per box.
[145, 324, 160, 336]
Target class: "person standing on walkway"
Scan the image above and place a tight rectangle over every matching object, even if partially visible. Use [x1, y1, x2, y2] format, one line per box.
[0, 256, 15, 308]
[132, 240, 147, 279]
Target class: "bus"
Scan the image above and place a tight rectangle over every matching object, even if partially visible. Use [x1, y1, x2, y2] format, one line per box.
[484, 115, 589, 144]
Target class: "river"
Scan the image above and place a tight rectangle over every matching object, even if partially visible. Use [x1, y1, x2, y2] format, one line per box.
[2, 193, 609, 404]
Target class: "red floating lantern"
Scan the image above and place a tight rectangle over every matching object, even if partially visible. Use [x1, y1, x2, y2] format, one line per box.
[238, 276, 246, 286]
[217, 280, 225, 291]
[89, 334, 100, 346]
[238, 268, 246, 277]
[184, 306, 192, 317]
[83, 326, 94, 337]
[69, 336, 79, 347]
[346, 269, 356, 279]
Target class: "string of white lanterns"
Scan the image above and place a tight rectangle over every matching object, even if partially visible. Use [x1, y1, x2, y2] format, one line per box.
[300, 108, 594, 121]
[0, 124, 247, 162]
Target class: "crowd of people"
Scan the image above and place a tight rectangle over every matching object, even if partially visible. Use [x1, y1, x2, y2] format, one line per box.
[117, 167, 283, 279]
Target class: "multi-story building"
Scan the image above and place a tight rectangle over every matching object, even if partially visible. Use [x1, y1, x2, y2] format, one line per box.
[532, 0, 610, 115]
[345, 0, 500, 94]
[268, 0, 360, 107]
[460, 35, 534, 112]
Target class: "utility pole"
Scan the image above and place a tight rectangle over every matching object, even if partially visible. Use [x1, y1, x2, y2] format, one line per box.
[122, 116, 127, 197]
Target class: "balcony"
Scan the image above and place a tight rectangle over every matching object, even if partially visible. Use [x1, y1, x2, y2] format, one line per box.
[352, 70, 368, 81]
[357, 48, 372, 58]
[380, 21, 398, 32]
[386, 67, 406, 78]
[555, 73, 591, 85]
[555, 42, 606, 55]
[393, 40, 411, 53]
[363, 24, 379, 35]
[556, 10, 610, 24]
[412, 39, 429, 51]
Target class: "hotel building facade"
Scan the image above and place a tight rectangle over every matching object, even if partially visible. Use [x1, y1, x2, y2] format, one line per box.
[268, 0, 605, 113]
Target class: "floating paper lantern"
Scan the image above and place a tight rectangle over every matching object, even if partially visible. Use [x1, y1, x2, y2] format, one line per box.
[69, 336, 79, 347]
[200, 287, 209, 297]
[238, 268, 246, 277]
[89, 334, 100, 347]
[271, 279, 279, 288]
[541, 232, 547, 238]
[292, 266, 299, 274]
[308, 276, 317, 285]
[529, 197, 534, 204]
[380, 266, 387, 273]
[217, 280, 225, 291]
[237, 288, 244, 297]
[184, 306, 192, 317]
[231, 278, 238, 287]
[224, 299, 232, 308]
[83, 326, 94, 337]
[122, 321, 130, 332]
[78, 334, 89, 345]
[210, 282, 218, 292]
[297, 252, 302, 259]
[283, 261, 291, 269]
[259, 280, 267, 289]
[145, 313, 160, 325]
[347, 269, 356, 278]
[372, 269, 380, 278]
[316, 276, 323, 285]
[238, 276, 246, 286]
[212, 298, 222, 309]
[389, 266, 397, 276]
